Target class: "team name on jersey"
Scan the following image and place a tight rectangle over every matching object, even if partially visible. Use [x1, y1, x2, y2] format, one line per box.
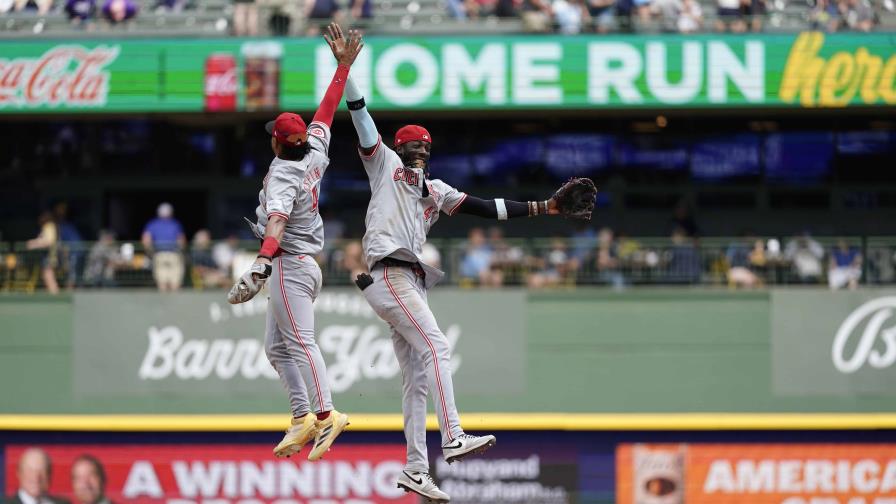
[392, 166, 420, 187]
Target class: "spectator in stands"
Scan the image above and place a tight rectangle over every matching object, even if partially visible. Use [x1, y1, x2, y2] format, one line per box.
[569, 224, 596, 268]
[65, 0, 97, 26]
[494, 0, 521, 17]
[25, 211, 60, 295]
[527, 238, 576, 289]
[349, 0, 372, 19]
[677, 0, 702, 31]
[553, 0, 590, 33]
[71, 455, 112, 504]
[233, 0, 259, 36]
[809, 0, 840, 31]
[446, 0, 468, 18]
[304, 0, 341, 36]
[741, 0, 766, 31]
[632, 0, 651, 23]
[340, 240, 367, 281]
[587, 0, 615, 32]
[141, 202, 186, 292]
[715, 0, 746, 31]
[521, 0, 554, 32]
[421, 242, 443, 271]
[459, 228, 498, 286]
[101, 0, 137, 24]
[784, 232, 824, 283]
[829, 239, 862, 290]
[667, 227, 701, 284]
[7, 447, 69, 504]
[54, 201, 84, 290]
[83, 230, 121, 288]
[726, 234, 762, 288]
[191, 229, 228, 289]
[595, 227, 624, 289]
[652, 0, 681, 30]
[12, 0, 53, 14]
[840, 0, 874, 31]
[212, 234, 240, 280]
[485, 227, 522, 287]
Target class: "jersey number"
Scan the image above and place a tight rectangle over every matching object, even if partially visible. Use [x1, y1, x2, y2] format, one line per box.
[311, 186, 319, 212]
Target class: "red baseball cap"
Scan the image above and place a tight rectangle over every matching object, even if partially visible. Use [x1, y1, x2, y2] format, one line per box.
[265, 112, 307, 146]
[394, 125, 432, 147]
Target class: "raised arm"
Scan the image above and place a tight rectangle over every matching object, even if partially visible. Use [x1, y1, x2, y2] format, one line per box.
[313, 23, 363, 128]
[324, 23, 379, 154]
[345, 76, 379, 153]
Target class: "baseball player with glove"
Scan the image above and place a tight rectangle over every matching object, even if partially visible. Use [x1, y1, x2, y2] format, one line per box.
[228, 24, 363, 461]
[323, 25, 597, 503]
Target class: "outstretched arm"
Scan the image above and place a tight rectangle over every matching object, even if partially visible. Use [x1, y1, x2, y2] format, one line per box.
[313, 23, 363, 127]
[455, 196, 560, 219]
[455, 178, 597, 220]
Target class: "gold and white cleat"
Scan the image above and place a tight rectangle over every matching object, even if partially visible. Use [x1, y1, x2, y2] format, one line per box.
[273, 414, 318, 458]
[307, 410, 350, 461]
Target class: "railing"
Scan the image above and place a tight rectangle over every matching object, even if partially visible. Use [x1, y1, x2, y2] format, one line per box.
[1, 236, 892, 292]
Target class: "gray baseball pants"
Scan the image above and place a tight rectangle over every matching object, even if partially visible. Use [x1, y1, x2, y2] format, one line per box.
[265, 254, 334, 417]
[362, 263, 464, 473]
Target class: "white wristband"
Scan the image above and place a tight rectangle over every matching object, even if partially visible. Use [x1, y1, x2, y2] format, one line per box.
[495, 198, 508, 220]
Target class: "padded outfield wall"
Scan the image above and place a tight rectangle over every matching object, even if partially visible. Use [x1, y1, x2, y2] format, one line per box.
[2, 289, 896, 503]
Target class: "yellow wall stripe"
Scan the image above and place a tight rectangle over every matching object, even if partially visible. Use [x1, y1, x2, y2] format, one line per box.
[0, 413, 895, 431]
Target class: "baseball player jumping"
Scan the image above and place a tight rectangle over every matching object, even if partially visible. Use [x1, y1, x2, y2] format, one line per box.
[323, 25, 596, 503]
[228, 25, 364, 461]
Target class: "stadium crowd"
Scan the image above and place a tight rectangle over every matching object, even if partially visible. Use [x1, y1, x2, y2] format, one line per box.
[0, 0, 889, 34]
[4, 200, 887, 294]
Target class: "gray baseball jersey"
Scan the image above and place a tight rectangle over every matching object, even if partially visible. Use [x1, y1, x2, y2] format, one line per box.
[357, 136, 469, 473]
[252, 121, 332, 255]
[360, 137, 467, 288]
[251, 120, 335, 418]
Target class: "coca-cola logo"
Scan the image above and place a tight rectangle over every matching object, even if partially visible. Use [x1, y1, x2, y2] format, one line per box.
[832, 297, 896, 374]
[205, 66, 237, 97]
[0, 45, 119, 108]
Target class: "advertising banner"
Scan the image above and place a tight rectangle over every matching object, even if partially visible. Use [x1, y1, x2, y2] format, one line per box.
[4, 444, 415, 503]
[0, 32, 893, 113]
[71, 290, 525, 413]
[617, 443, 896, 504]
[771, 290, 896, 397]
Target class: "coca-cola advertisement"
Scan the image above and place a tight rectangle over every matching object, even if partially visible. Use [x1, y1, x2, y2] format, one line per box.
[204, 53, 237, 112]
[5, 444, 417, 504]
[0, 45, 119, 109]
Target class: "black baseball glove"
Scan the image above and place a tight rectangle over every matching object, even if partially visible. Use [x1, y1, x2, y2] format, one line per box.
[550, 177, 597, 220]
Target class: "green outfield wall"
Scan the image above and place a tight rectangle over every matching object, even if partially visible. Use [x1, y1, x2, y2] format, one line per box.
[1, 288, 894, 415]
[0, 32, 893, 114]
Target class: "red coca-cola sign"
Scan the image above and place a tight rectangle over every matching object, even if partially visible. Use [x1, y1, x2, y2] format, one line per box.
[205, 53, 237, 112]
[0, 45, 119, 108]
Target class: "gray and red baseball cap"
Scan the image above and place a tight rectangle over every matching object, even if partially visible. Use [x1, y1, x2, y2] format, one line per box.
[265, 112, 307, 146]
[394, 125, 431, 147]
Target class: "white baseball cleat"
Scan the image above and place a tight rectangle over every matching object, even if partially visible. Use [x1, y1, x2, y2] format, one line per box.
[397, 470, 450, 503]
[442, 433, 497, 464]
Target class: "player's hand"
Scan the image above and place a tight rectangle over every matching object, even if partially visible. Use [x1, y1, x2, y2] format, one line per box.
[324, 23, 364, 67]
[252, 256, 272, 280]
[227, 261, 272, 304]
